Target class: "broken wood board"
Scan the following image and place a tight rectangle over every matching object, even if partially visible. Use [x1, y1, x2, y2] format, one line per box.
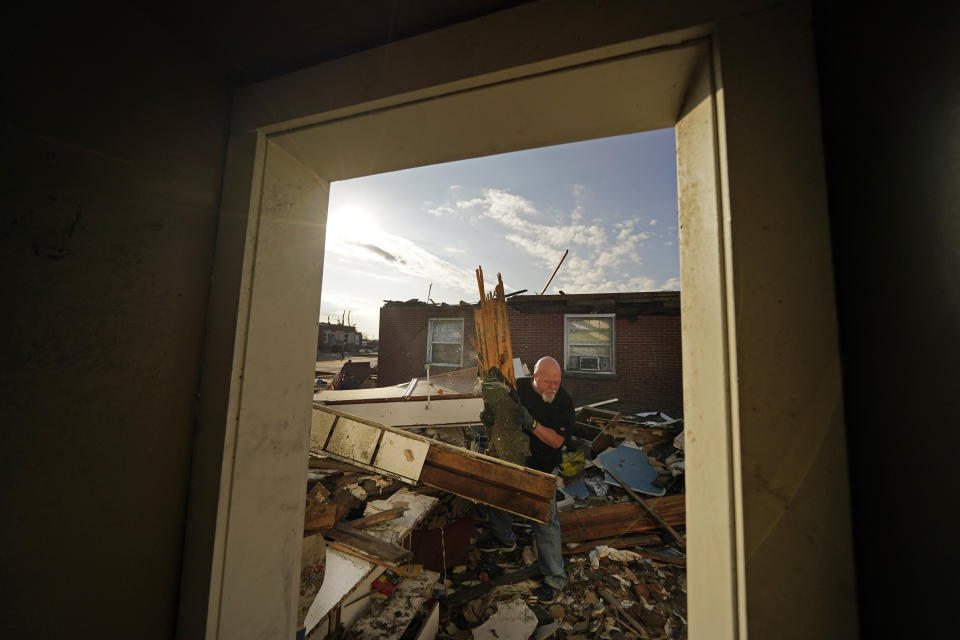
[304, 502, 338, 532]
[350, 569, 440, 640]
[312, 405, 555, 523]
[559, 495, 685, 543]
[326, 522, 412, 566]
[630, 549, 687, 566]
[304, 489, 438, 636]
[345, 506, 405, 529]
[318, 396, 483, 427]
[561, 533, 662, 555]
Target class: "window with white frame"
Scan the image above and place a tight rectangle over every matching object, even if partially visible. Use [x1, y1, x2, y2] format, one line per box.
[564, 314, 615, 373]
[427, 318, 464, 366]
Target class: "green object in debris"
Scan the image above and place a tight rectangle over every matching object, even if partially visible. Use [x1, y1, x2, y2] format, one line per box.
[559, 450, 585, 478]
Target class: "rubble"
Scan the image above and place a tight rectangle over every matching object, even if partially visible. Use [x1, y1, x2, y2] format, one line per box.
[300, 402, 687, 640]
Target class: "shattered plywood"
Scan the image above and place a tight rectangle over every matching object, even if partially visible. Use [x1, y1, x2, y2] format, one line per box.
[311, 405, 555, 523]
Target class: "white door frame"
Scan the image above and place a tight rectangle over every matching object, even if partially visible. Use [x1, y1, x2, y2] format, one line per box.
[180, 3, 856, 639]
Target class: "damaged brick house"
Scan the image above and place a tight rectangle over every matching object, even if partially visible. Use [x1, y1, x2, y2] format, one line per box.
[377, 291, 681, 414]
[317, 321, 362, 355]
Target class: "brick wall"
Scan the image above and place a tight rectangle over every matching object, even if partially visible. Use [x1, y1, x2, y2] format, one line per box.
[378, 296, 683, 414]
[378, 304, 478, 385]
[509, 310, 682, 414]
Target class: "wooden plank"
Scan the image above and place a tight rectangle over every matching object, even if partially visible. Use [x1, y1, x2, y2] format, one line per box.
[424, 447, 556, 499]
[312, 406, 543, 474]
[561, 533, 662, 555]
[419, 463, 551, 524]
[559, 495, 685, 543]
[631, 549, 687, 566]
[372, 431, 429, 481]
[322, 392, 479, 405]
[311, 406, 556, 522]
[325, 541, 403, 571]
[599, 588, 650, 640]
[304, 502, 338, 532]
[606, 467, 686, 548]
[308, 456, 369, 472]
[310, 410, 337, 451]
[325, 417, 383, 464]
[345, 507, 405, 529]
[327, 522, 412, 565]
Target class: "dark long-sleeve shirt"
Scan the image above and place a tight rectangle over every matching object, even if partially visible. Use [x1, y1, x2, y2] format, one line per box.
[516, 377, 575, 473]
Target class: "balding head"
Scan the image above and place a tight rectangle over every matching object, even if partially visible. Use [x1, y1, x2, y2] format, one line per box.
[532, 356, 562, 403]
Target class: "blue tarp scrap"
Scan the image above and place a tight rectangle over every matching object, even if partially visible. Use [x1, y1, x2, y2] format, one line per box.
[595, 444, 666, 497]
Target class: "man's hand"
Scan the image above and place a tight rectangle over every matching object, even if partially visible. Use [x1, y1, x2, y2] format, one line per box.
[516, 405, 536, 433]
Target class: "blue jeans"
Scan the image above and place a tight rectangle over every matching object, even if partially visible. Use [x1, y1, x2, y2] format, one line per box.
[488, 497, 567, 590]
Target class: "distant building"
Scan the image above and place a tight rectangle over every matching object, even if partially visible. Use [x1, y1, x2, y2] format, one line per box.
[377, 291, 681, 413]
[317, 322, 362, 355]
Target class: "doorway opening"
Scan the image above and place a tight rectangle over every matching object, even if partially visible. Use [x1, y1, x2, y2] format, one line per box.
[193, 14, 844, 633]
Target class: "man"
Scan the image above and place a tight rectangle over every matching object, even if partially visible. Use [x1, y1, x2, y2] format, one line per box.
[479, 356, 574, 604]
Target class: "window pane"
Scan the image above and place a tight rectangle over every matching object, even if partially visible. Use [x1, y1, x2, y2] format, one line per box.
[568, 317, 612, 344]
[569, 344, 611, 358]
[431, 320, 462, 343]
[431, 343, 462, 365]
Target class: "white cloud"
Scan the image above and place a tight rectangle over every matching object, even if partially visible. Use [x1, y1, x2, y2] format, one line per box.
[660, 276, 681, 290]
[326, 227, 480, 298]
[428, 186, 674, 295]
[427, 204, 457, 217]
[649, 219, 658, 226]
[571, 184, 585, 222]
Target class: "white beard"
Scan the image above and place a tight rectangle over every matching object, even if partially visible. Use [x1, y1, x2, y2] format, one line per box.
[541, 391, 556, 404]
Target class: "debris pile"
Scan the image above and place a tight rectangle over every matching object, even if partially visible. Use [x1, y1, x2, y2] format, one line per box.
[300, 403, 687, 640]
[330, 360, 376, 390]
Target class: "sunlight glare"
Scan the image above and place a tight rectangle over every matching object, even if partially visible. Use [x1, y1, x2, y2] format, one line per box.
[326, 204, 379, 243]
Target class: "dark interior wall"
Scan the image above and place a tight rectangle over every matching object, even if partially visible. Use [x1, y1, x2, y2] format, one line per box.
[813, 4, 960, 636]
[1, 7, 230, 636]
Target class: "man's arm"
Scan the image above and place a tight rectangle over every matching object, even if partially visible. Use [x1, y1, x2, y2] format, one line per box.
[530, 421, 565, 448]
[516, 404, 568, 449]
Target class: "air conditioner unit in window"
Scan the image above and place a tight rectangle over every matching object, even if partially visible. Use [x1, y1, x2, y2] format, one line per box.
[578, 356, 601, 371]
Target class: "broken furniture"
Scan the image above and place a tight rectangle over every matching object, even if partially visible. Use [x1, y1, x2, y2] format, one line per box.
[303, 489, 438, 636]
[311, 405, 556, 523]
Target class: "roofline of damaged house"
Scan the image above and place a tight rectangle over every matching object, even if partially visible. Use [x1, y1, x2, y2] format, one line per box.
[382, 290, 680, 313]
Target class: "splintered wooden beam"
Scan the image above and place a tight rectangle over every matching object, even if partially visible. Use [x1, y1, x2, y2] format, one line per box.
[311, 405, 555, 523]
[559, 495, 686, 543]
[344, 506, 406, 529]
[561, 533, 662, 556]
[474, 265, 515, 386]
[326, 521, 412, 566]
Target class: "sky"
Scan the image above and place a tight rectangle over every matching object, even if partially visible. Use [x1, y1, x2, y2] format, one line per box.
[319, 128, 679, 339]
